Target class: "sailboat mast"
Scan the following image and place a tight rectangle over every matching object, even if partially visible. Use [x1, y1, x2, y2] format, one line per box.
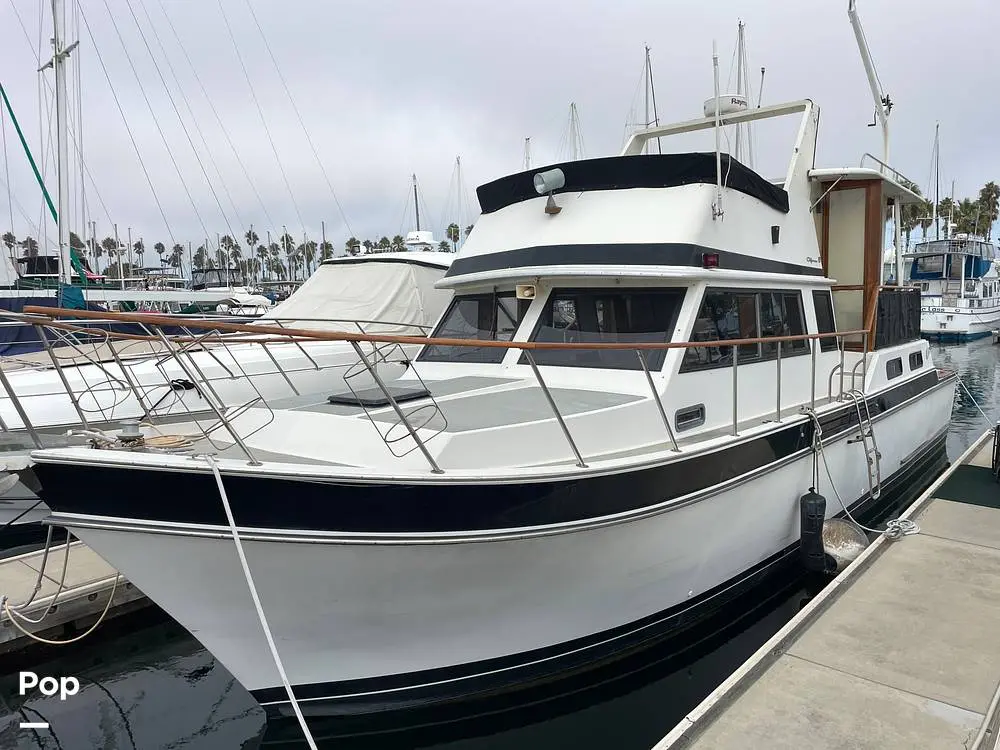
[51, 0, 73, 285]
[643, 46, 650, 155]
[933, 123, 940, 240]
[735, 21, 744, 164]
[524, 137, 531, 170]
[412, 174, 420, 232]
[569, 103, 579, 161]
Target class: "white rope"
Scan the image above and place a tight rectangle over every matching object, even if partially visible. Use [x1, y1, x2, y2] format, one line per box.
[807, 409, 919, 541]
[204, 456, 318, 750]
[2, 574, 120, 645]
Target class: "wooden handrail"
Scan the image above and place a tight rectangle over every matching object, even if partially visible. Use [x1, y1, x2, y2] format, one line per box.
[22, 305, 868, 352]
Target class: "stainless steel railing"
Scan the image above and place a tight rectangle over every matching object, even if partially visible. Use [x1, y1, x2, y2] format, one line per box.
[15, 307, 877, 472]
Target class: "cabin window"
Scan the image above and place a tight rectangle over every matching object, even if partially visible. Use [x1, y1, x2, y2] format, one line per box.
[681, 289, 808, 371]
[886, 357, 903, 380]
[908, 351, 923, 370]
[913, 255, 944, 277]
[419, 292, 528, 364]
[521, 287, 685, 370]
[812, 290, 838, 352]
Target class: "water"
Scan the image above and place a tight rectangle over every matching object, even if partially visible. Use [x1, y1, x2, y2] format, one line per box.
[1, 339, 995, 750]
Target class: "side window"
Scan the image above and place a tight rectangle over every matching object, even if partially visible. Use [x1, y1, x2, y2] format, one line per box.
[759, 292, 808, 356]
[525, 288, 685, 370]
[886, 357, 903, 379]
[812, 290, 837, 352]
[682, 289, 808, 371]
[908, 351, 923, 370]
[419, 292, 526, 363]
[683, 291, 760, 370]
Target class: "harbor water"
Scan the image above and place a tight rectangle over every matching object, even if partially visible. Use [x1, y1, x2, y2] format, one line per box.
[0, 339, 991, 750]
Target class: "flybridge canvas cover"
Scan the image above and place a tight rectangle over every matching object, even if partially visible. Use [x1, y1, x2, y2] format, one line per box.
[258, 260, 452, 334]
[477, 153, 790, 215]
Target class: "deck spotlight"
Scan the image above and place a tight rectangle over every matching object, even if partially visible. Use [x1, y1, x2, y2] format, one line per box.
[534, 168, 565, 215]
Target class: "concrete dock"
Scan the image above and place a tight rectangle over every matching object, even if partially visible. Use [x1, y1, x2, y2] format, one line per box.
[0, 540, 147, 654]
[655, 428, 1000, 750]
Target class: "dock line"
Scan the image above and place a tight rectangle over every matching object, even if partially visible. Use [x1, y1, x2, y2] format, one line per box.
[204, 455, 319, 750]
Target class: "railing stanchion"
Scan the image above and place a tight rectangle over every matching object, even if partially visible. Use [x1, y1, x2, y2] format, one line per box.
[810, 342, 817, 411]
[525, 350, 587, 467]
[636, 350, 679, 452]
[838, 338, 846, 399]
[260, 342, 300, 396]
[861, 331, 869, 393]
[731, 345, 739, 436]
[34, 324, 90, 430]
[0, 365, 41, 448]
[349, 341, 443, 474]
[272, 320, 321, 370]
[775, 341, 782, 423]
[153, 328, 261, 466]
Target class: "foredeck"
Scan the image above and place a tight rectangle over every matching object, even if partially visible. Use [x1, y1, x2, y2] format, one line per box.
[654, 429, 1000, 750]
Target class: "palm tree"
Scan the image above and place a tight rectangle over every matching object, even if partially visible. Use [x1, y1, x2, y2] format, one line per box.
[256, 245, 270, 281]
[193, 245, 207, 270]
[937, 197, 958, 238]
[954, 198, 981, 236]
[390, 234, 405, 252]
[437, 240, 451, 251]
[302, 240, 317, 275]
[279, 233, 296, 279]
[20, 236, 39, 257]
[318, 240, 334, 262]
[133, 239, 145, 269]
[244, 228, 259, 258]
[361, 239, 374, 254]
[100, 236, 117, 273]
[376, 236, 391, 253]
[169, 243, 185, 276]
[464, 224, 474, 238]
[2, 232, 16, 257]
[345, 236, 360, 256]
[446, 223, 460, 251]
[978, 182, 1000, 239]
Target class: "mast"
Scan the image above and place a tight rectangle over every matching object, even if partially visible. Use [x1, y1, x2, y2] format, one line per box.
[48, 0, 78, 286]
[412, 174, 420, 232]
[735, 20, 744, 164]
[712, 40, 723, 220]
[933, 123, 940, 240]
[523, 137, 531, 170]
[456, 156, 463, 248]
[847, 0, 890, 164]
[643, 46, 650, 155]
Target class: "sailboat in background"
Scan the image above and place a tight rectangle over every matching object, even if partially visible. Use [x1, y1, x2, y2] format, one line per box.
[0, 0, 271, 355]
[902, 124, 1000, 341]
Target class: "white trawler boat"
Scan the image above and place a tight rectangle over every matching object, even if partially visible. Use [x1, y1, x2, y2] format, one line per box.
[905, 235, 1000, 341]
[29, 94, 956, 727]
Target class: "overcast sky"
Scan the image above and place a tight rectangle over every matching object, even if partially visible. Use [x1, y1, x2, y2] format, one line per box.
[1, 0, 996, 254]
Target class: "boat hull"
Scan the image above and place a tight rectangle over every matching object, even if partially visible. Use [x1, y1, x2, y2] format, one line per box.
[34, 372, 955, 723]
[920, 306, 1000, 341]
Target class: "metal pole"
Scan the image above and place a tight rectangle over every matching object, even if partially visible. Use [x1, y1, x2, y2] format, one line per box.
[0, 364, 41, 448]
[524, 350, 587, 467]
[51, 0, 73, 286]
[731, 345, 739, 436]
[349, 341, 442, 474]
[775, 341, 781, 422]
[839, 340, 846, 398]
[153, 327, 261, 465]
[114, 223, 123, 290]
[810, 341, 817, 410]
[636, 350, 679, 452]
[34, 324, 89, 429]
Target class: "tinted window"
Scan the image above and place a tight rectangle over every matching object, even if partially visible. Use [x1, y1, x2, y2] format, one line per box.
[523, 288, 685, 370]
[886, 357, 903, 379]
[812, 290, 837, 352]
[682, 289, 808, 371]
[419, 292, 528, 364]
[908, 351, 923, 370]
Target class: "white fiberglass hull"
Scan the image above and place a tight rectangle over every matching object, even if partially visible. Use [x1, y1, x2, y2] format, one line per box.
[43, 374, 954, 716]
[920, 304, 1000, 340]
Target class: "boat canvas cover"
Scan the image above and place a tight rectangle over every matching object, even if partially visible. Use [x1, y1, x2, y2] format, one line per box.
[258, 260, 451, 334]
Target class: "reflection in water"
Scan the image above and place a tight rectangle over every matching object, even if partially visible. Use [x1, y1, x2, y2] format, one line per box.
[0, 340, 994, 749]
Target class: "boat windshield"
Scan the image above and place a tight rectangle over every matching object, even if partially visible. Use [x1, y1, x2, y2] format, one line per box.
[519, 287, 686, 370]
[419, 292, 529, 364]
